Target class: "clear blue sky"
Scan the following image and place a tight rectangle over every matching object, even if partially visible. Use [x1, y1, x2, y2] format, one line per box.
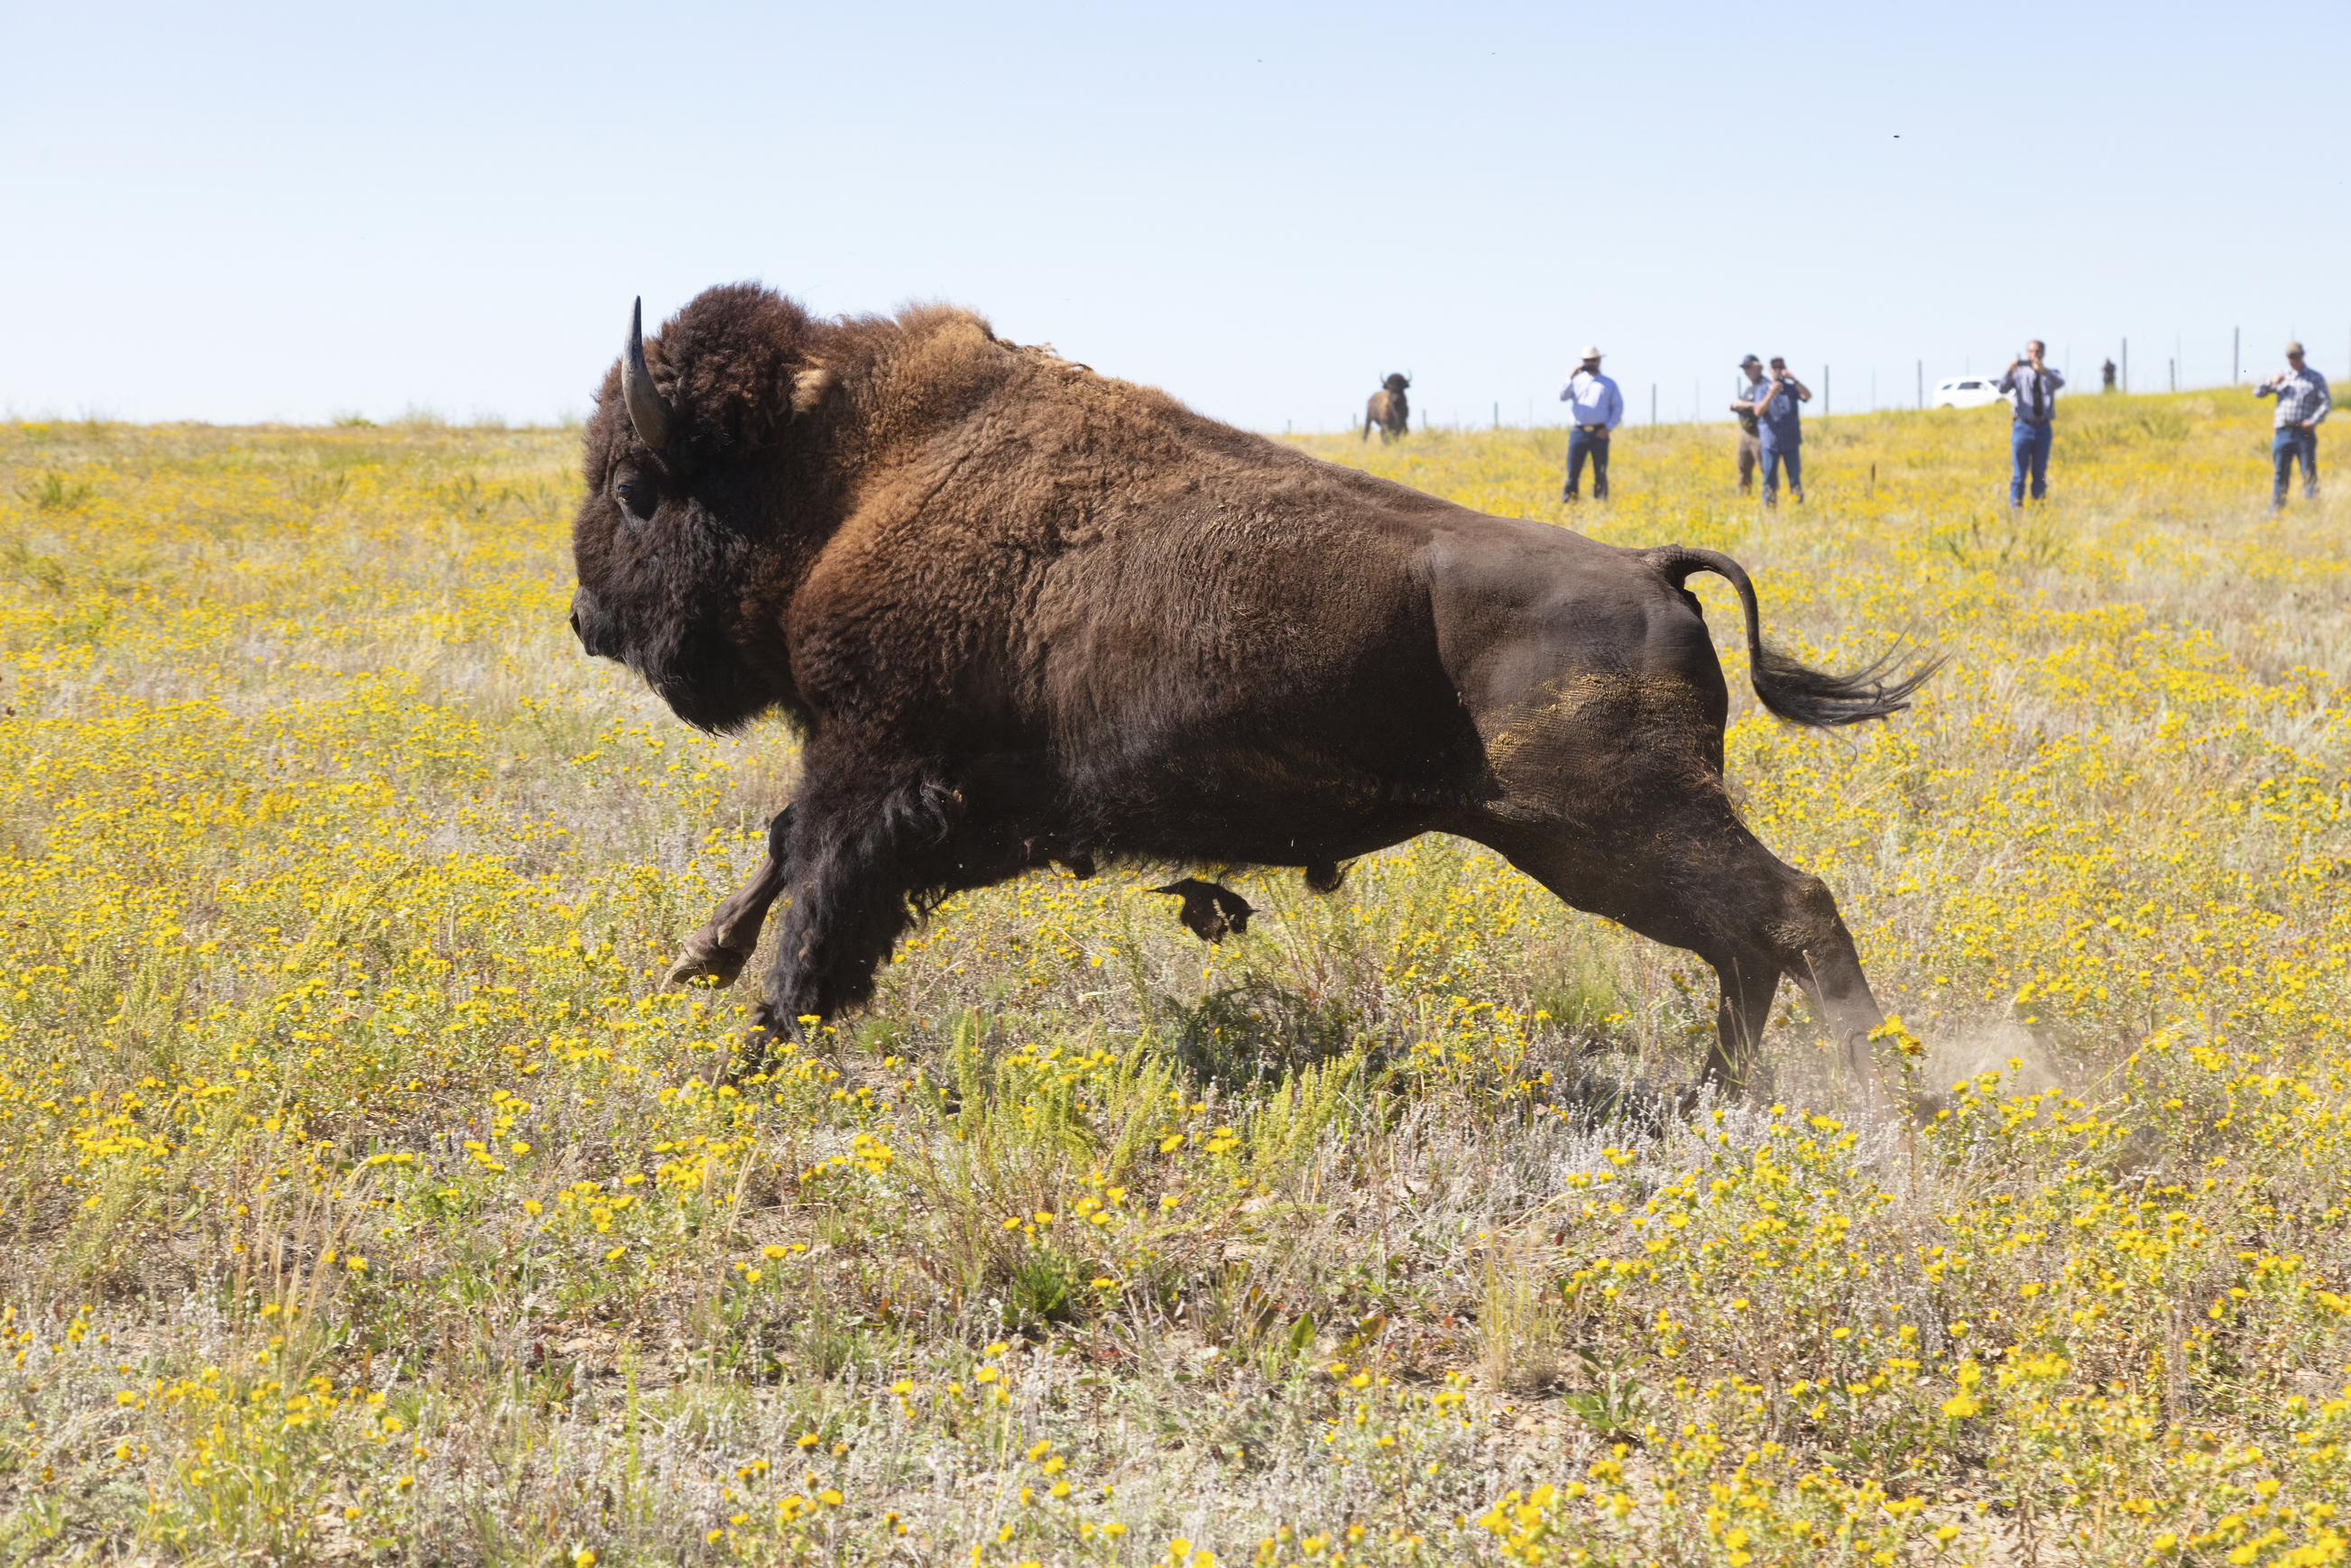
[7, 1, 2342, 430]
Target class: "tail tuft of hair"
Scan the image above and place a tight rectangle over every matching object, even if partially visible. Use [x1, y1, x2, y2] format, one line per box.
[1643, 543, 1946, 729]
[1750, 642, 1946, 728]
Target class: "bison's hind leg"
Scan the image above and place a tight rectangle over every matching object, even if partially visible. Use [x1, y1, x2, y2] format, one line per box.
[1484, 809, 1896, 1116]
[1707, 951, 1783, 1097]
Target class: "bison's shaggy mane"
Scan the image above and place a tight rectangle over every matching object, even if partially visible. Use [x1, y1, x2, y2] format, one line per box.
[608, 283, 811, 463]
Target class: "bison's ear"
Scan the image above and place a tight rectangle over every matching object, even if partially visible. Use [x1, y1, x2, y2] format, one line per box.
[790, 364, 834, 417]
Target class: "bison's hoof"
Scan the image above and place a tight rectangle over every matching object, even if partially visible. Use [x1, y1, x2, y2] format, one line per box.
[1906, 1086, 1951, 1126]
[1149, 878, 1255, 943]
[721, 1012, 787, 1084]
[1304, 859, 1349, 895]
[662, 935, 749, 991]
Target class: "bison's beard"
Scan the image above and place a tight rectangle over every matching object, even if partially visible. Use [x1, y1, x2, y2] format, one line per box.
[630, 621, 774, 734]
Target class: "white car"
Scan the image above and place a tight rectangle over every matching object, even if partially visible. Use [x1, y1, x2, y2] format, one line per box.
[1932, 375, 2014, 410]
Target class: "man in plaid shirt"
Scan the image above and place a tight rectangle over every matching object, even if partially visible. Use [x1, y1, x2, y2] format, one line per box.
[1996, 341, 2064, 505]
[2255, 341, 2330, 510]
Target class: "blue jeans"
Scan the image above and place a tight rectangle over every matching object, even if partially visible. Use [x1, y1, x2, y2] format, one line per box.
[2273, 428, 2319, 504]
[2010, 420, 2052, 503]
[1759, 438, 1800, 503]
[1563, 427, 1609, 499]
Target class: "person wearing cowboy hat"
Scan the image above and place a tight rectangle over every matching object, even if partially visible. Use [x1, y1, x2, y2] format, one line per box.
[1557, 345, 1623, 501]
[2255, 341, 2330, 510]
[1729, 355, 1766, 493]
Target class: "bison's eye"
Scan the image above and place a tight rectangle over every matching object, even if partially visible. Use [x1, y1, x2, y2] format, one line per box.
[614, 475, 657, 526]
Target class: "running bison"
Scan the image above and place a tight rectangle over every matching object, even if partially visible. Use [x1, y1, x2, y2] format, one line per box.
[1362, 373, 1411, 443]
[568, 286, 1940, 1103]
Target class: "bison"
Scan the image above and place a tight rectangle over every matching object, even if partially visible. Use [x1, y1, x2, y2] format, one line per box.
[570, 286, 1939, 1105]
[1363, 373, 1411, 443]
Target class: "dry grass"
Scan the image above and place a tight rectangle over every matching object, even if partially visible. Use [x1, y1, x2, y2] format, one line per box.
[0, 395, 2346, 1565]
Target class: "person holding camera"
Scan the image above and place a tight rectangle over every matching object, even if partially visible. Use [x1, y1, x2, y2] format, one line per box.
[1557, 346, 1623, 502]
[1755, 357, 1808, 505]
[1996, 341, 2064, 504]
[2254, 341, 2330, 511]
[1729, 355, 1766, 493]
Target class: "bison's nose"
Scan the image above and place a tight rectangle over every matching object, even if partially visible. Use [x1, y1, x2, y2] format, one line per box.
[568, 593, 599, 653]
[568, 592, 624, 660]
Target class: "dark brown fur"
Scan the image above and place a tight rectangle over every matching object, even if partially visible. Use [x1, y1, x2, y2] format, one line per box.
[573, 286, 1938, 1102]
[1362, 373, 1410, 443]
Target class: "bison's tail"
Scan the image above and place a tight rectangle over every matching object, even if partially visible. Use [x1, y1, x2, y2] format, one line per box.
[1643, 545, 1944, 727]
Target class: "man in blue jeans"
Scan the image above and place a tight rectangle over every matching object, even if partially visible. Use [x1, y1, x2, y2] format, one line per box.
[1996, 341, 2063, 504]
[2254, 341, 2330, 510]
[1755, 357, 1809, 505]
[1558, 346, 1623, 501]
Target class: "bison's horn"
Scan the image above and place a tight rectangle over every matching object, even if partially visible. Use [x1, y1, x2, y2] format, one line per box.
[622, 297, 674, 451]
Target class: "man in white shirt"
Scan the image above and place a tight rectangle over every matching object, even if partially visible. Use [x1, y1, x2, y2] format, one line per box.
[1558, 346, 1623, 502]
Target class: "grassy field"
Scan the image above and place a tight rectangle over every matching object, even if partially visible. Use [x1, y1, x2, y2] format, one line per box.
[0, 390, 2345, 1566]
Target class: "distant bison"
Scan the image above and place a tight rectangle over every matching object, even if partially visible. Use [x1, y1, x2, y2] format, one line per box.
[570, 287, 1940, 1106]
[1362, 374, 1411, 443]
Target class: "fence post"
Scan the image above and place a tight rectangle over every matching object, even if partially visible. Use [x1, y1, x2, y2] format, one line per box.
[2234, 327, 2240, 384]
[2122, 339, 2128, 392]
[1823, 364, 1830, 419]
[1916, 360, 1923, 410]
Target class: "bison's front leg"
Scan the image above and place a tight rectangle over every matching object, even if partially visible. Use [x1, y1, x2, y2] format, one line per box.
[664, 806, 795, 990]
[746, 766, 972, 1045]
